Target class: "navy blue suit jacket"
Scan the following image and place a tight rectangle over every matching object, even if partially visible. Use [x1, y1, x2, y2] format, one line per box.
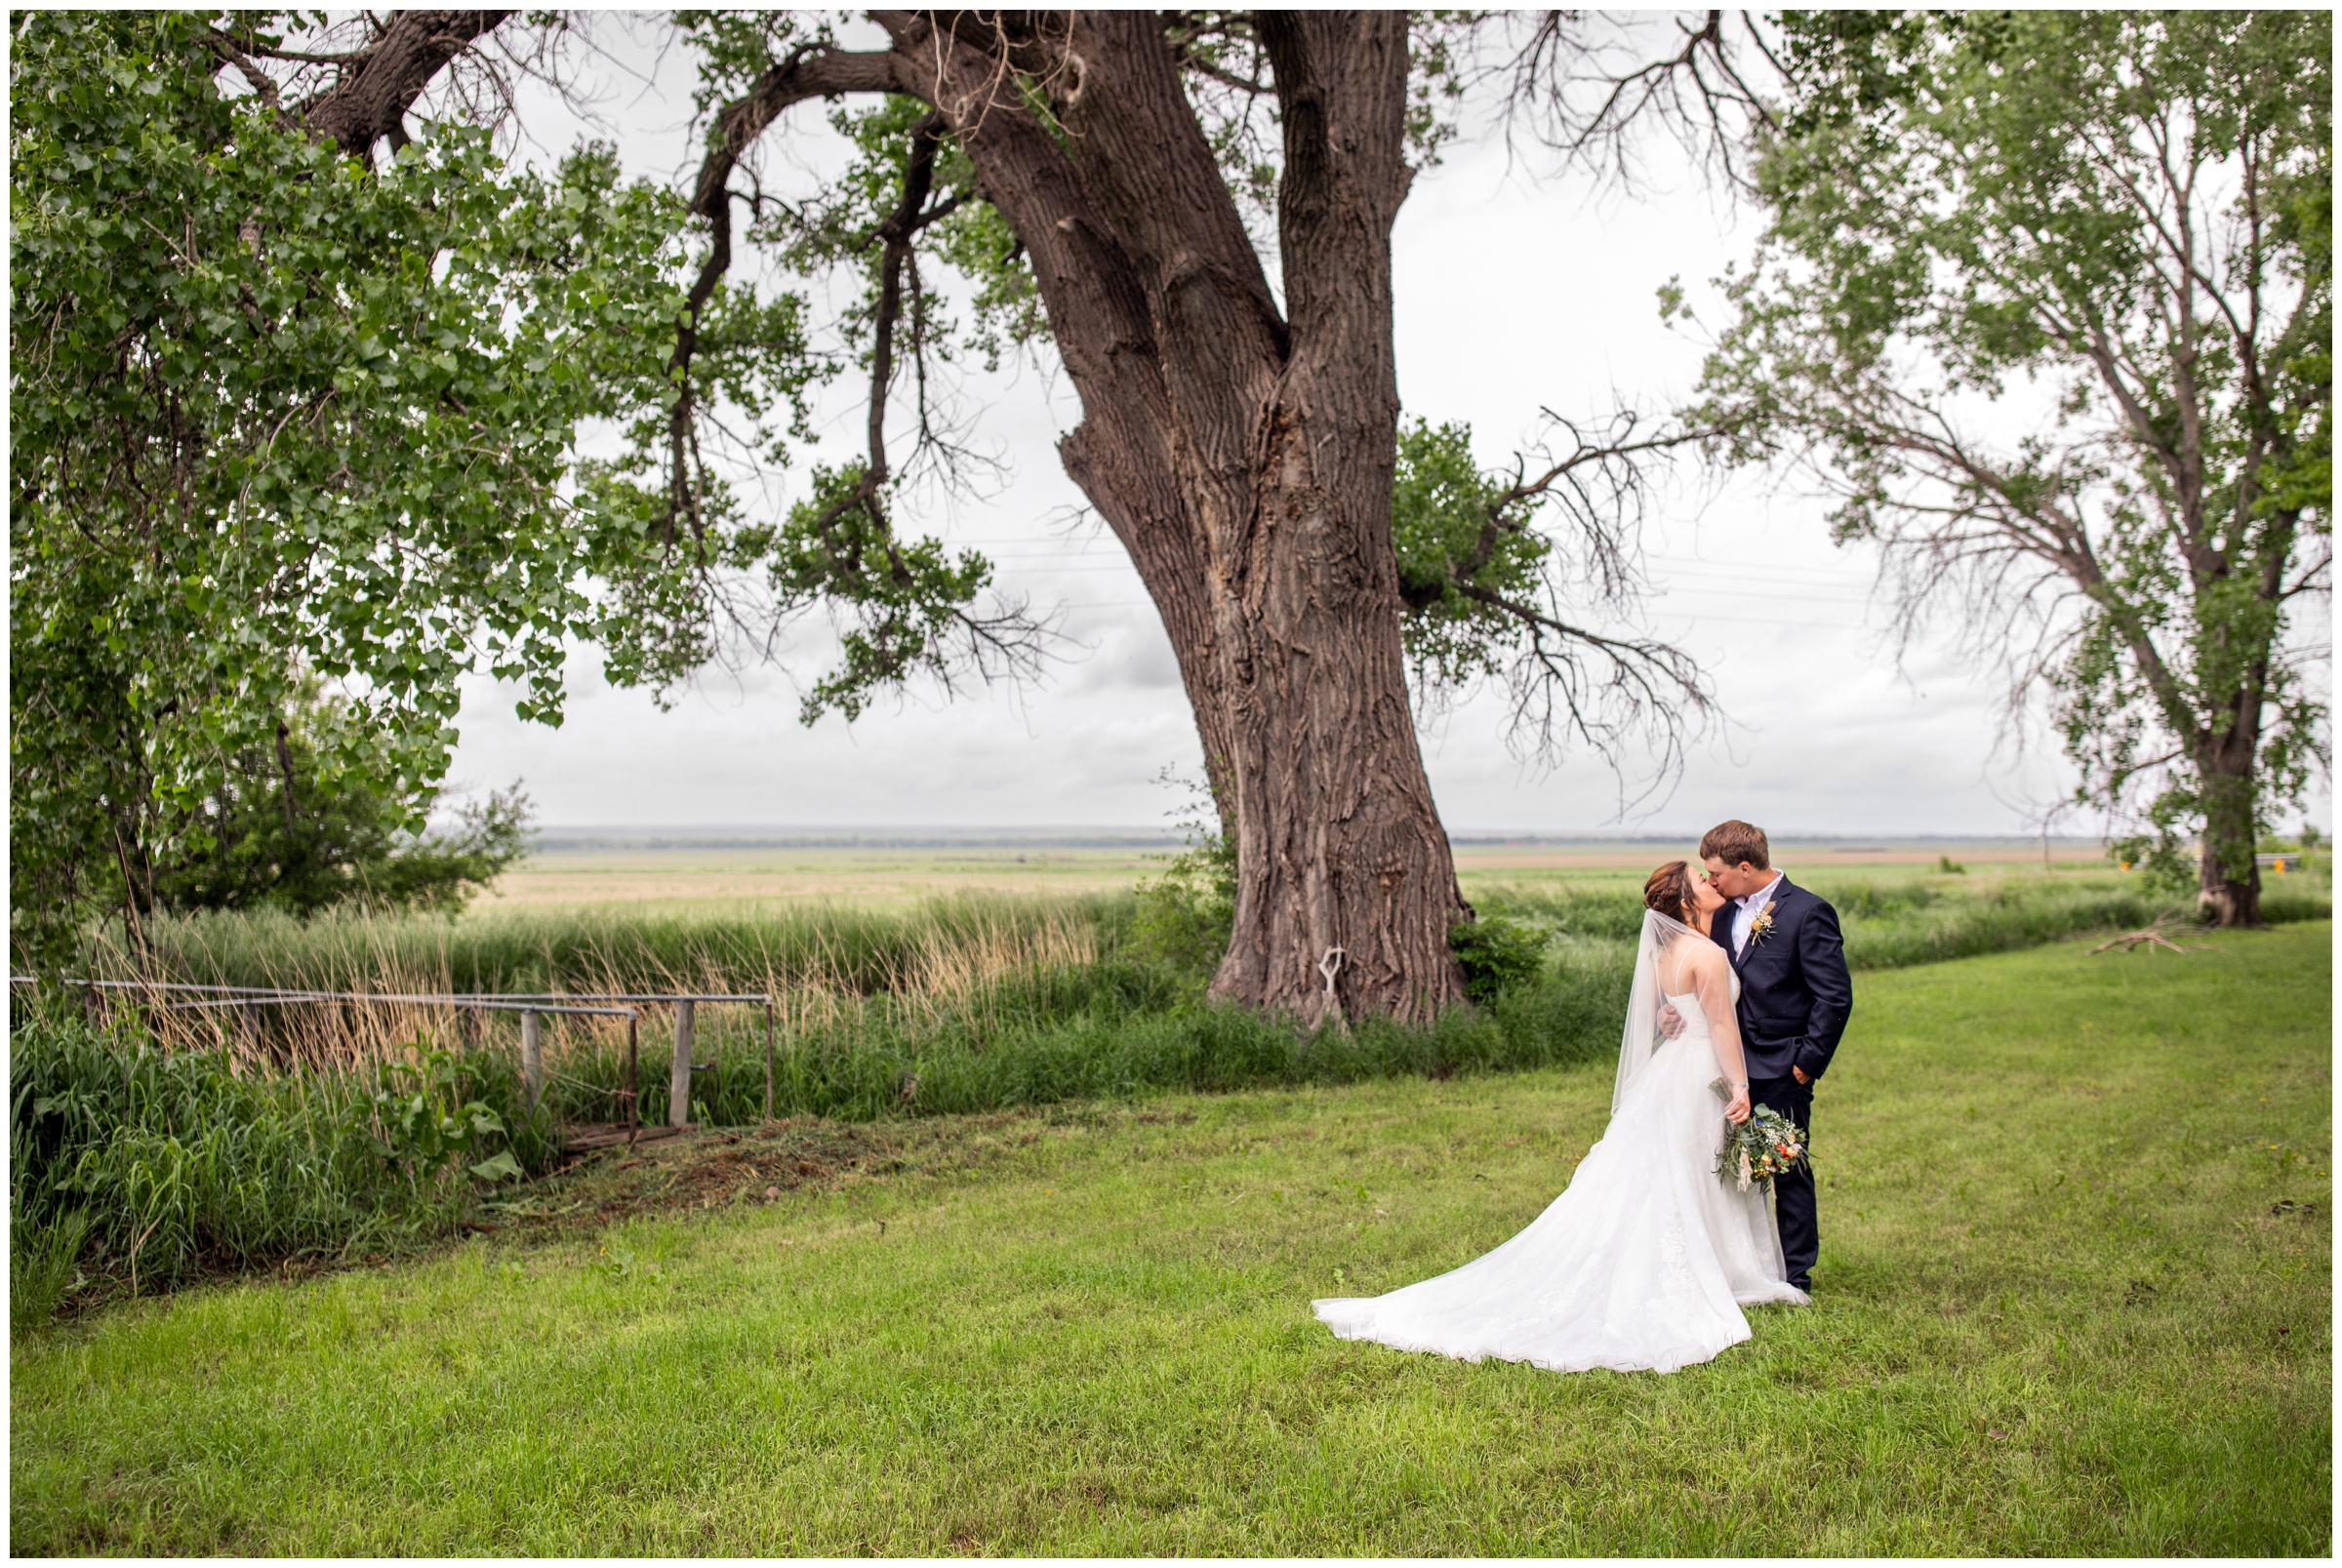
[1711, 876, 1853, 1083]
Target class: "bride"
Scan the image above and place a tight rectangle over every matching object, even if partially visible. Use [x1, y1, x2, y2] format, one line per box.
[1313, 861, 1808, 1374]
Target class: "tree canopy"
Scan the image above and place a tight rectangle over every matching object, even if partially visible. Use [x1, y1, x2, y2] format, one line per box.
[10, 12, 690, 964]
[1687, 9, 2331, 922]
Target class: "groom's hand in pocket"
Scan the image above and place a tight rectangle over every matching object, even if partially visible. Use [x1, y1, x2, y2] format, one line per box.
[1792, 1065, 1810, 1085]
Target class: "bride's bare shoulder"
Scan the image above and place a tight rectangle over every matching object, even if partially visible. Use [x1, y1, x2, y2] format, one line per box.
[1659, 934, 1725, 990]
[1677, 938, 1726, 973]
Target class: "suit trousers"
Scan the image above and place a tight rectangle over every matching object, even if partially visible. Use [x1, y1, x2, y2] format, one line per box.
[1748, 1073, 1816, 1290]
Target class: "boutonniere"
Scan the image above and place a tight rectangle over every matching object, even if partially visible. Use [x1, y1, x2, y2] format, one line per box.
[1748, 901, 1778, 945]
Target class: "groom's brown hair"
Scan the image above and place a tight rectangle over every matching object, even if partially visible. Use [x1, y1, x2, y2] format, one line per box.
[1699, 820, 1770, 870]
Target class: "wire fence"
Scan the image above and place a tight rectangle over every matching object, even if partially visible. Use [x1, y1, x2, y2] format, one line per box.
[9, 975, 782, 1131]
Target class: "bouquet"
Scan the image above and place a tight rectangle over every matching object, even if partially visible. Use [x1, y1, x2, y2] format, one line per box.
[1710, 1080, 1808, 1191]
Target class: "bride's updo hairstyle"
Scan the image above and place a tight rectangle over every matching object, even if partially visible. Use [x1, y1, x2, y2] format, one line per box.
[1643, 860, 1697, 924]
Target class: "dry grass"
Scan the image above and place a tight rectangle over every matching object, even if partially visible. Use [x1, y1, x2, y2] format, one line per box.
[70, 897, 1108, 1081]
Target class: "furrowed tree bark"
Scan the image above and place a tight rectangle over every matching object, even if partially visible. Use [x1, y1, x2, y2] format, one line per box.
[1026, 9, 1468, 1020]
[2197, 677, 2269, 927]
[2198, 744, 2265, 926]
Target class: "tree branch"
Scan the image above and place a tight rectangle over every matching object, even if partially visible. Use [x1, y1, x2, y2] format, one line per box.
[665, 44, 919, 541]
[1501, 9, 1779, 190]
[299, 9, 511, 161]
[203, 30, 286, 111]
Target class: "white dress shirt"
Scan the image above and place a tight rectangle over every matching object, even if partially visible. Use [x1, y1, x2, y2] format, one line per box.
[1731, 872, 1786, 956]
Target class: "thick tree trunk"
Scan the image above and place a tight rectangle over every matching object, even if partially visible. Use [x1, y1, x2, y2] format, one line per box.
[1206, 393, 1472, 1022]
[1202, 15, 1470, 1022]
[2196, 728, 2265, 927]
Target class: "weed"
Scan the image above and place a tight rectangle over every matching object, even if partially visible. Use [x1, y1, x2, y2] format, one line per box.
[9, 1209, 88, 1335]
[7, 1012, 546, 1294]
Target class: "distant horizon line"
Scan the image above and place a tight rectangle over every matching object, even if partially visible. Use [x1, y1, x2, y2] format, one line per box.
[521, 824, 2116, 849]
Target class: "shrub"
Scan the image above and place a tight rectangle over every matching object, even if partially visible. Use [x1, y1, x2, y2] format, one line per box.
[1448, 914, 1548, 1004]
[1128, 793, 1235, 976]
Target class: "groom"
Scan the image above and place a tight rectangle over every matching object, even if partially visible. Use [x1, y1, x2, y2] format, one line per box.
[1698, 820, 1852, 1294]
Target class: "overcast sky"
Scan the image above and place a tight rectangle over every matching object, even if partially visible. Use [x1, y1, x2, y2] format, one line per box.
[441, 18, 2327, 839]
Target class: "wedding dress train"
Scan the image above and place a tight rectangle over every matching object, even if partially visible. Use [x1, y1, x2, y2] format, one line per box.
[1312, 914, 1807, 1375]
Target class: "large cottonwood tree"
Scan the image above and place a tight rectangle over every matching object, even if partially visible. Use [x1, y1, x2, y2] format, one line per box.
[647, 11, 1746, 1020]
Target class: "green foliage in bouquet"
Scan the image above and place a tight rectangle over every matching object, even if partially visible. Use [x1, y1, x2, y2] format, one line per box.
[1713, 1082, 1809, 1191]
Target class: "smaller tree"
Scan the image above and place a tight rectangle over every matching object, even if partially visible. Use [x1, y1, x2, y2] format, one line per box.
[8, 12, 689, 968]
[138, 679, 532, 918]
[1688, 11, 2331, 924]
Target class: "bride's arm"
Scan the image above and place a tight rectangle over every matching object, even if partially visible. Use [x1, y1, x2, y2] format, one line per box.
[1694, 951, 1753, 1124]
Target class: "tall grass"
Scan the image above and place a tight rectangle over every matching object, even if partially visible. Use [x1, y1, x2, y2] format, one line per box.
[529, 938, 1633, 1126]
[8, 944, 1628, 1313]
[89, 893, 1131, 1000]
[8, 1010, 552, 1302]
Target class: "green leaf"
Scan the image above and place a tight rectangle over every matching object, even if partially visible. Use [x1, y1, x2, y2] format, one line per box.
[467, 1150, 525, 1184]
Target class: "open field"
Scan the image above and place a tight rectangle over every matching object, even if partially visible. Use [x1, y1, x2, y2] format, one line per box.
[11, 924, 2329, 1554]
[477, 836, 2131, 912]
[479, 845, 1169, 909]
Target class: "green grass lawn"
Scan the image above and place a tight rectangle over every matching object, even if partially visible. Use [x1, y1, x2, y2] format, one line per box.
[12, 925, 2330, 1553]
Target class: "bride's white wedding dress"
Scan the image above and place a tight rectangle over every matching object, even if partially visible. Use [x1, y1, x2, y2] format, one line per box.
[1313, 910, 1808, 1374]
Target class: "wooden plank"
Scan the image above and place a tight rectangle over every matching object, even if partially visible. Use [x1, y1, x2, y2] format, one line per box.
[562, 1122, 690, 1153]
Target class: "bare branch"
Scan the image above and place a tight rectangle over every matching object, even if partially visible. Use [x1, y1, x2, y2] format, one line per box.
[663, 44, 918, 543]
[1497, 10, 1780, 191]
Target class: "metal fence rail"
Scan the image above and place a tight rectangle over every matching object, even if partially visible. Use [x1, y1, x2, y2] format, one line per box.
[10, 975, 783, 1129]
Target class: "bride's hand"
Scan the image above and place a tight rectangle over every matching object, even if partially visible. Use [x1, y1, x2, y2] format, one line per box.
[1723, 1082, 1752, 1124]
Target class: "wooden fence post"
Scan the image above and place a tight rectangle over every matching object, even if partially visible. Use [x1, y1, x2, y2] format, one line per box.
[764, 1000, 775, 1123]
[669, 999, 696, 1129]
[520, 1009, 542, 1110]
[625, 1013, 639, 1137]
